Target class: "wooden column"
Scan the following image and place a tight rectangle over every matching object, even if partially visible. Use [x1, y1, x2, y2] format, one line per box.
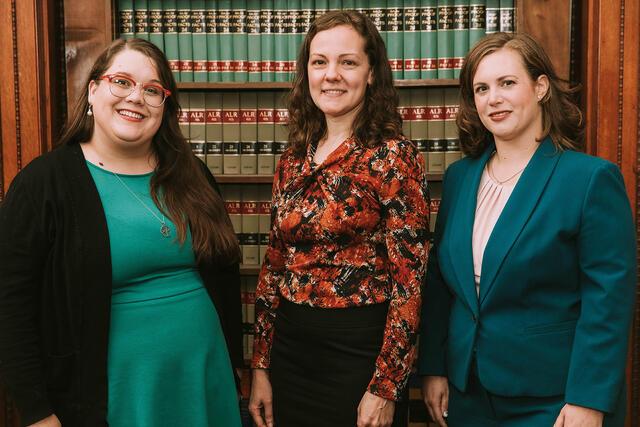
[578, 0, 640, 425]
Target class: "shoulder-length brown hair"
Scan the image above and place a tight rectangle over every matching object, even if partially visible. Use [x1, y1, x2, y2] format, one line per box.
[457, 32, 584, 158]
[59, 38, 239, 264]
[287, 10, 403, 156]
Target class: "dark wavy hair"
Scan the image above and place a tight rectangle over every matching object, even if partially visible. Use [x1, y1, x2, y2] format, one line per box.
[457, 32, 584, 158]
[287, 10, 403, 156]
[59, 38, 239, 263]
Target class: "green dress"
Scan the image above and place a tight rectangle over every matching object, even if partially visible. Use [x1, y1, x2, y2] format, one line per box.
[87, 162, 241, 427]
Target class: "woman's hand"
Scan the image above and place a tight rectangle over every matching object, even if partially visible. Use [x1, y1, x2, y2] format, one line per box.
[422, 375, 449, 427]
[553, 403, 603, 427]
[357, 391, 395, 427]
[27, 414, 61, 427]
[248, 368, 274, 427]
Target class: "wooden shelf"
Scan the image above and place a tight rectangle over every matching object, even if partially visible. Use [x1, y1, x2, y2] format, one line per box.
[240, 264, 261, 275]
[177, 79, 459, 91]
[215, 173, 443, 184]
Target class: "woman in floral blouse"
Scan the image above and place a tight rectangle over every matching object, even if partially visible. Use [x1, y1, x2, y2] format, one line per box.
[248, 10, 429, 427]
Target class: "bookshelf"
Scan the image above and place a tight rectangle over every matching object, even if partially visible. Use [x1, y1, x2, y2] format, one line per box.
[9, 1, 640, 427]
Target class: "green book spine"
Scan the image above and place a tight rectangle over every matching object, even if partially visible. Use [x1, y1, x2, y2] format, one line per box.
[257, 92, 275, 175]
[469, 0, 486, 48]
[287, 0, 301, 81]
[485, 0, 499, 34]
[205, 92, 223, 174]
[190, 92, 207, 162]
[119, 0, 135, 39]
[260, 2, 275, 82]
[274, 0, 288, 82]
[499, 0, 514, 32]
[355, 0, 367, 14]
[240, 92, 258, 175]
[420, 0, 437, 79]
[410, 88, 429, 169]
[314, 0, 328, 20]
[163, 0, 180, 80]
[403, 0, 421, 80]
[247, 0, 261, 82]
[386, 1, 403, 80]
[398, 89, 411, 138]
[328, 0, 342, 10]
[369, 1, 387, 46]
[206, 0, 220, 82]
[178, 91, 190, 142]
[218, 0, 233, 82]
[223, 92, 241, 174]
[426, 88, 444, 173]
[177, 0, 193, 82]
[437, 0, 454, 79]
[191, 0, 208, 82]
[134, 0, 150, 40]
[342, 0, 356, 8]
[300, 0, 314, 67]
[452, 0, 468, 78]
[232, 0, 248, 82]
[149, 0, 164, 51]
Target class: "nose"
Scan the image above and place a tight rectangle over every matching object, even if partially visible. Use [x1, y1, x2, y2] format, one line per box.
[324, 62, 341, 81]
[488, 87, 502, 105]
[125, 83, 145, 104]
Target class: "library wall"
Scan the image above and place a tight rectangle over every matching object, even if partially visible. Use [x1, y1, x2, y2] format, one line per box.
[0, 1, 638, 426]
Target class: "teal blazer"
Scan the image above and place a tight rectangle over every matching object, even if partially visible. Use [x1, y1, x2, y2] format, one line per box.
[418, 138, 636, 413]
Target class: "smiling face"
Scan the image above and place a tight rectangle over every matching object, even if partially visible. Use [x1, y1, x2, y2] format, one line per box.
[307, 25, 373, 124]
[472, 48, 548, 146]
[88, 48, 165, 155]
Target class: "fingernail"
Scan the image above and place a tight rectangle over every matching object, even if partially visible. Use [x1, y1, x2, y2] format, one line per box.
[443, 410, 449, 418]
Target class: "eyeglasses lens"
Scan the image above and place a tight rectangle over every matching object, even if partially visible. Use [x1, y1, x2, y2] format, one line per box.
[107, 76, 166, 107]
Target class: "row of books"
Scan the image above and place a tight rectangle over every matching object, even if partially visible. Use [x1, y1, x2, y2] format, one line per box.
[180, 88, 464, 175]
[118, 0, 516, 82]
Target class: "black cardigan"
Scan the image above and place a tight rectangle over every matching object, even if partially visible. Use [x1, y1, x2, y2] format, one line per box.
[0, 143, 243, 426]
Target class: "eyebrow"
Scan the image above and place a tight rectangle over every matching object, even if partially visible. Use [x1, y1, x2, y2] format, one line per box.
[111, 71, 163, 85]
[309, 52, 362, 58]
[473, 74, 518, 87]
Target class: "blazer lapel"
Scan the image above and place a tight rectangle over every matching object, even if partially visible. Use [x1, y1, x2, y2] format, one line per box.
[446, 146, 494, 315]
[478, 138, 560, 305]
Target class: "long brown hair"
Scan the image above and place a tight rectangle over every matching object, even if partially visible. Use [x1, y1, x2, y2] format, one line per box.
[59, 38, 240, 264]
[457, 32, 584, 158]
[287, 10, 403, 156]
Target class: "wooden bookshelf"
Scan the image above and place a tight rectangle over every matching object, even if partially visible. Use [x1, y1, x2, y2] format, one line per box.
[178, 79, 459, 91]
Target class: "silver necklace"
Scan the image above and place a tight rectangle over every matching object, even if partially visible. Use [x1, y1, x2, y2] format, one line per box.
[110, 171, 171, 238]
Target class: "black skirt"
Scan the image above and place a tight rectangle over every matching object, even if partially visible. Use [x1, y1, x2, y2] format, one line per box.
[270, 298, 408, 427]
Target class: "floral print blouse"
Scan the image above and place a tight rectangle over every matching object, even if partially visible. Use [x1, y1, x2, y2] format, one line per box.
[251, 136, 430, 401]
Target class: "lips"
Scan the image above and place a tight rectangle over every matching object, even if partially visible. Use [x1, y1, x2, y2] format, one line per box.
[117, 109, 145, 121]
[321, 89, 346, 95]
[489, 110, 511, 121]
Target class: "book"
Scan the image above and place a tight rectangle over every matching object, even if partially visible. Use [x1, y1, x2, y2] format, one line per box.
[314, 0, 328, 21]
[274, 94, 289, 167]
[368, 1, 387, 47]
[287, 0, 301, 81]
[163, 0, 180, 79]
[260, 1, 275, 82]
[499, 0, 515, 33]
[191, 0, 208, 82]
[134, 0, 150, 40]
[420, 0, 438, 79]
[178, 91, 190, 142]
[232, 0, 248, 82]
[328, 0, 342, 9]
[469, 0, 486, 49]
[205, 92, 224, 174]
[436, 0, 454, 79]
[444, 87, 460, 168]
[386, 1, 403, 80]
[426, 88, 444, 173]
[148, 0, 164, 51]
[240, 91, 258, 175]
[244, 275, 257, 360]
[411, 88, 429, 168]
[222, 92, 241, 174]
[222, 184, 243, 250]
[258, 185, 272, 262]
[177, 0, 194, 82]
[300, 0, 314, 64]
[485, 0, 499, 34]
[241, 186, 260, 265]
[398, 89, 412, 138]
[452, 0, 468, 78]
[189, 92, 207, 163]
[257, 91, 276, 175]
[119, 0, 135, 39]
[247, 0, 261, 82]
[218, 0, 234, 82]
[403, 0, 421, 80]
[206, 0, 220, 82]
[274, 0, 289, 82]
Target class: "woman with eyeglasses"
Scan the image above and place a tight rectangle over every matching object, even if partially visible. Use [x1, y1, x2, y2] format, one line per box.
[0, 38, 242, 427]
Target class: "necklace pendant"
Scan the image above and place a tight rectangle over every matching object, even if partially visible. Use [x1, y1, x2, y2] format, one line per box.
[160, 224, 171, 237]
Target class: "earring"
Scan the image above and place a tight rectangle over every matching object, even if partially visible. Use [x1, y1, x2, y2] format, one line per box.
[87, 105, 93, 116]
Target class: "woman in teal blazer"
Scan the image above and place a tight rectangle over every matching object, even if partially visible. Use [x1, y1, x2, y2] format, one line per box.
[418, 33, 636, 427]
